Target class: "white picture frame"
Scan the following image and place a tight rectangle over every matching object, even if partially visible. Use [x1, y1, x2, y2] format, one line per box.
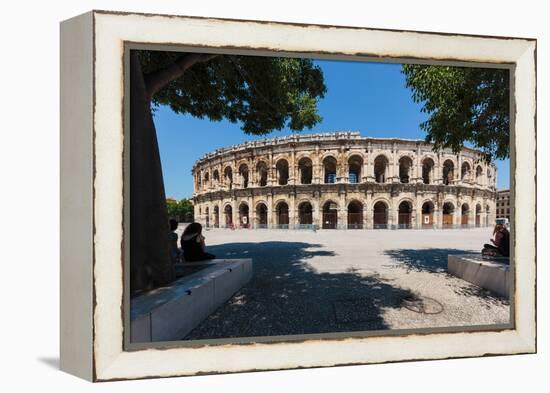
[60, 10, 536, 381]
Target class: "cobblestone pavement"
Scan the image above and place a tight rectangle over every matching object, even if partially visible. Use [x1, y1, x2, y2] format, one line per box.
[178, 227, 510, 340]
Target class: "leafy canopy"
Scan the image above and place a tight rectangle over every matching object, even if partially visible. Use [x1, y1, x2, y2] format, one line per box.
[166, 198, 194, 222]
[402, 64, 510, 161]
[140, 51, 327, 135]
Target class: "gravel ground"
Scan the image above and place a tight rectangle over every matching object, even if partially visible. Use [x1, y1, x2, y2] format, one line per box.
[177, 227, 510, 340]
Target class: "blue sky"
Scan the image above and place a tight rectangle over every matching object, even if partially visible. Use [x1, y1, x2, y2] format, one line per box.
[154, 59, 510, 199]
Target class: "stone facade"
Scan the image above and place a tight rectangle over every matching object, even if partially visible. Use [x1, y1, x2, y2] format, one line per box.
[496, 189, 511, 220]
[192, 132, 497, 229]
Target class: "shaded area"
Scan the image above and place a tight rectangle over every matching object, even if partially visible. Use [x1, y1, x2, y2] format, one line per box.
[184, 242, 414, 340]
[384, 248, 474, 273]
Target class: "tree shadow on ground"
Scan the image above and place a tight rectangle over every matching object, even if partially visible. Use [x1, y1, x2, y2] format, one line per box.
[184, 241, 415, 340]
[384, 248, 474, 273]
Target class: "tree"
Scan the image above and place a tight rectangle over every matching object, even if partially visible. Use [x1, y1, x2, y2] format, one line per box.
[166, 198, 194, 222]
[402, 65, 510, 161]
[131, 50, 326, 292]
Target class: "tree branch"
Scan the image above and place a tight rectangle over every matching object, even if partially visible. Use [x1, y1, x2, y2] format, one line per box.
[144, 53, 218, 101]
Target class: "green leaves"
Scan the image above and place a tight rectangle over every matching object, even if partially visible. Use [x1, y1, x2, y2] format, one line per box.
[402, 64, 510, 161]
[166, 198, 194, 222]
[139, 51, 326, 135]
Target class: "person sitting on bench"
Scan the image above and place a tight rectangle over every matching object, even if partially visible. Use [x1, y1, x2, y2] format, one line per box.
[482, 224, 510, 257]
[180, 222, 216, 262]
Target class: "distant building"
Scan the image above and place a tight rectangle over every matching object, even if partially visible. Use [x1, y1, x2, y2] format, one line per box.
[192, 132, 497, 230]
[496, 189, 511, 220]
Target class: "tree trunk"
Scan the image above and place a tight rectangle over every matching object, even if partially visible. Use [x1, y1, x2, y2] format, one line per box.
[130, 51, 175, 292]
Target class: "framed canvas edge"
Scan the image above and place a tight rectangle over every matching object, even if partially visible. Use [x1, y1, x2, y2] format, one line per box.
[84, 10, 536, 381]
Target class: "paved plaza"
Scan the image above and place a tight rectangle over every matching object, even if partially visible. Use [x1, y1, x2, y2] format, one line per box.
[177, 227, 510, 340]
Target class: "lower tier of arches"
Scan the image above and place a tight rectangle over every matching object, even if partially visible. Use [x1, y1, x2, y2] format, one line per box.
[193, 193, 497, 230]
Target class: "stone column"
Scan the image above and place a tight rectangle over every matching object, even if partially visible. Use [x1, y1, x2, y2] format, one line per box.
[289, 193, 296, 229]
[267, 193, 273, 228]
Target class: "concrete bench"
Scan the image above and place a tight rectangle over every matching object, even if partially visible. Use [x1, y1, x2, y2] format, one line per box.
[447, 254, 510, 297]
[131, 259, 253, 342]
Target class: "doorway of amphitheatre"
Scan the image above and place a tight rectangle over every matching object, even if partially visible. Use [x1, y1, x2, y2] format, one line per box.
[422, 158, 435, 184]
[421, 201, 434, 228]
[398, 201, 412, 229]
[276, 159, 289, 185]
[213, 206, 219, 228]
[442, 202, 454, 228]
[461, 204, 470, 227]
[347, 200, 363, 229]
[276, 201, 290, 228]
[399, 156, 413, 183]
[239, 203, 249, 228]
[256, 203, 268, 228]
[322, 201, 338, 229]
[298, 202, 313, 226]
[205, 207, 210, 227]
[373, 201, 388, 229]
[224, 205, 233, 227]
[476, 204, 482, 227]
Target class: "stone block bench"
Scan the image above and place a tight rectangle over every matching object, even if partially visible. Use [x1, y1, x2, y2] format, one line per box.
[447, 254, 510, 297]
[131, 259, 253, 343]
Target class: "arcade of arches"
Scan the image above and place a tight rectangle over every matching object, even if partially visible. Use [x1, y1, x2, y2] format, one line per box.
[193, 132, 497, 229]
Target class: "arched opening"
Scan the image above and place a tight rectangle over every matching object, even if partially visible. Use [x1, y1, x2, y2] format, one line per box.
[256, 203, 268, 228]
[442, 202, 455, 228]
[205, 207, 210, 227]
[213, 205, 219, 228]
[276, 201, 289, 227]
[298, 157, 313, 184]
[239, 164, 249, 188]
[422, 158, 435, 184]
[443, 160, 455, 185]
[421, 201, 435, 228]
[204, 172, 210, 187]
[256, 161, 268, 187]
[399, 156, 413, 183]
[373, 201, 388, 229]
[348, 155, 363, 184]
[323, 156, 337, 184]
[224, 205, 233, 227]
[322, 201, 338, 229]
[239, 203, 249, 228]
[461, 162, 471, 182]
[398, 201, 412, 229]
[374, 155, 388, 183]
[298, 201, 313, 226]
[224, 166, 233, 189]
[276, 159, 289, 185]
[196, 174, 202, 190]
[476, 165, 483, 184]
[475, 204, 482, 227]
[213, 169, 220, 186]
[462, 203, 471, 226]
[347, 200, 363, 229]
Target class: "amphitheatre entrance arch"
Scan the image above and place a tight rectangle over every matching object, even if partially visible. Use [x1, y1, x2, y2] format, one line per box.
[347, 200, 363, 229]
[224, 205, 233, 227]
[398, 201, 412, 229]
[475, 204, 482, 227]
[421, 201, 434, 228]
[239, 203, 249, 228]
[461, 203, 470, 227]
[213, 205, 219, 228]
[256, 203, 268, 228]
[276, 201, 290, 227]
[373, 201, 388, 229]
[298, 201, 313, 226]
[442, 202, 454, 228]
[322, 201, 338, 229]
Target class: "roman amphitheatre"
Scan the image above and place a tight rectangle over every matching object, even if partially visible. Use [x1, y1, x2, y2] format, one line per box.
[191, 131, 497, 230]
